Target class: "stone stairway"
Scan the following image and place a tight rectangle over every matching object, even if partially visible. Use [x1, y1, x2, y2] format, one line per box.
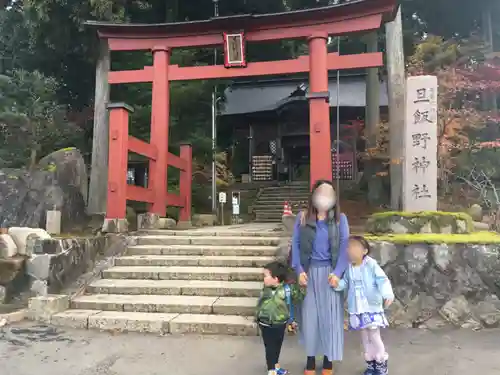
[253, 181, 310, 222]
[49, 228, 284, 336]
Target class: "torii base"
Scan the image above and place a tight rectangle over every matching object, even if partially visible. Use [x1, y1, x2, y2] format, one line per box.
[102, 218, 128, 233]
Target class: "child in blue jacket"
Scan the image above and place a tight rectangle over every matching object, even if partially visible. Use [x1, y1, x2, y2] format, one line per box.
[334, 235, 394, 375]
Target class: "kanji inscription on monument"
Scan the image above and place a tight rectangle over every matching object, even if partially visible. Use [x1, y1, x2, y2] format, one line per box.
[403, 75, 438, 211]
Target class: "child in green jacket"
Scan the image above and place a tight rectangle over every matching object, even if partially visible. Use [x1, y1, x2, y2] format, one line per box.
[256, 261, 305, 375]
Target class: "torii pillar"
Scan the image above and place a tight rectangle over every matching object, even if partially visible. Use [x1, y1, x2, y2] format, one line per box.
[308, 32, 333, 187]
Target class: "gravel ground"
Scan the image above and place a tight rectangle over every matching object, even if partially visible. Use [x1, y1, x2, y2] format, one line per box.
[1, 322, 499, 375]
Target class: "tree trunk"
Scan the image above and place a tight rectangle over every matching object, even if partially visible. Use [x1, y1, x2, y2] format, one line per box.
[29, 120, 37, 170]
[385, 6, 406, 210]
[482, 5, 498, 113]
[29, 147, 37, 170]
[88, 38, 111, 215]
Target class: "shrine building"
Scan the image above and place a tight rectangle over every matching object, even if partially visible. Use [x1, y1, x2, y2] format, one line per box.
[220, 72, 389, 183]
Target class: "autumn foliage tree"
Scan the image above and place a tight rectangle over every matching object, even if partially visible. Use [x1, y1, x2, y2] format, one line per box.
[406, 36, 500, 193]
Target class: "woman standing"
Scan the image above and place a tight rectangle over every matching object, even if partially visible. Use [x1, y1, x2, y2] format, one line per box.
[291, 179, 350, 375]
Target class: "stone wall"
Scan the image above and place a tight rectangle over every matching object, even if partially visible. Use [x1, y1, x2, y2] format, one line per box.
[369, 240, 500, 329]
[1, 226, 127, 309]
[27, 234, 127, 295]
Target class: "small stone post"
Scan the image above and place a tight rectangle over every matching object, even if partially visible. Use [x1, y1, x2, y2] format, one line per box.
[46, 209, 61, 235]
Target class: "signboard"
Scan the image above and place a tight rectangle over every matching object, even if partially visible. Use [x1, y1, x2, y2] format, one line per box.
[232, 191, 240, 216]
[232, 204, 240, 215]
[403, 75, 438, 211]
[218, 192, 227, 204]
[231, 191, 240, 206]
[223, 32, 247, 68]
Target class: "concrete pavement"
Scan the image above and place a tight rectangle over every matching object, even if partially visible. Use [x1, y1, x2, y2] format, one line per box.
[1, 322, 499, 375]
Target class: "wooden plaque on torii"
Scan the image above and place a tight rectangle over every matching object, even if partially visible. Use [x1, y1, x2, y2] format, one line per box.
[223, 32, 247, 68]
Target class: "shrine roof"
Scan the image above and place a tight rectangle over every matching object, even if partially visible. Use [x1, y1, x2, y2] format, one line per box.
[222, 75, 389, 115]
[85, 0, 397, 37]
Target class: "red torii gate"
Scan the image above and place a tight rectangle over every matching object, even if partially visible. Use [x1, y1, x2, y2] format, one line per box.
[87, 0, 397, 231]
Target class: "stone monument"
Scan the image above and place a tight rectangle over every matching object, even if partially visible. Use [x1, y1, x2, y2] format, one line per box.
[403, 75, 438, 211]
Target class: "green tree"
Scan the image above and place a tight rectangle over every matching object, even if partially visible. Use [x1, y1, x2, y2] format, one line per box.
[0, 70, 83, 168]
[402, 0, 497, 38]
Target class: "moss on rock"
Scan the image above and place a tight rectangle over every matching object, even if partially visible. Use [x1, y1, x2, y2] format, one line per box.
[365, 231, 500, 244]
[370, 210, 472, 220]
[43, 162, 57, 172]
[366, 211, 474, 235]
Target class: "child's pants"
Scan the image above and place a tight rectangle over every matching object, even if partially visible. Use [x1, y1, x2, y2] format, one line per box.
[360, 328, 387, 362]
[259, 323, 286, 370]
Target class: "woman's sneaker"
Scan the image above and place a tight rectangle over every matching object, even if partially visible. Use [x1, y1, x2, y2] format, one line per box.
[275, 366, 289, 375]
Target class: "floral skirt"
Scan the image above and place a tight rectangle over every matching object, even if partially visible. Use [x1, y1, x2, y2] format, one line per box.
[348, 312, 389, 331]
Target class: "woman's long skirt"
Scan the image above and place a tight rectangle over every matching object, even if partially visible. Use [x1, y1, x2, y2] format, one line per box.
[297, 263, 344, 361]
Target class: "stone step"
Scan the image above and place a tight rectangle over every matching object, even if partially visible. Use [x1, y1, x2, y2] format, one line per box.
[253, 208, 304, 213]
[255, 196, 309, 206]
[254, 207, 303, 212]
[253, 202, 306, 207]
[257, 194, 308, 199]
[262, 188, 310, 194]
[115, 255, 273, 268]
[253, 212, 283, 216]
[254, 205, 292, 209]
[71, 294, 257, 316]
[88, 279, 262, 297]
[254, 217, 286, 222]
[262, 184, 309, 189]
[137, 230, 284, 238]
[102, 266, 263, 281]
[256, 195, 308, 200]
[135, 235, 281, 246]
[255, 214, 287, 219]
[50, 310, 258, 335]
[127, 244, 278, 257]
[254, 209, 289, 215]
[258, 194, 309, 200]
[264, 182, 309, 187]
[260, 188, 309, 193]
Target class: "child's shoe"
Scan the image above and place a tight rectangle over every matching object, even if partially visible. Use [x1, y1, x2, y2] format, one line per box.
[374, 359, 388, 375]
[363, 360, 376, 375]
[275, 366, 289, 375]
[267, 370, 277, 375]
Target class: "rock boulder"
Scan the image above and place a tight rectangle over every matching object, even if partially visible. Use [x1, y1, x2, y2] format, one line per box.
[0, 234, 17, 258]
[8, 227, 51, 256]
[467, 204, 483, 222]
[0, 148, 88, 232]
[365, 212, 473, 235]
[192, 214, 217, 227]
[0, 257, 24, 285]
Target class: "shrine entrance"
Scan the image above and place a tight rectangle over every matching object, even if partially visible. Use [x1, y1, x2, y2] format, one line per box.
[87, 0, 397, 229]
